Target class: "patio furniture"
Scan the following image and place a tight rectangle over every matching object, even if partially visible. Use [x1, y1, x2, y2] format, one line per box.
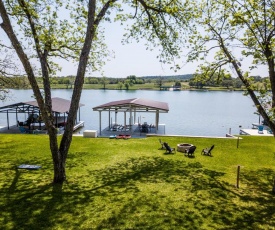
[177, 143, 193, 152]
[19, 126, 31, 134]
[258, 125, 264, 134]
[159, 139, 165, 149]
[141, 123, 149, 133]
[201, 145, 214, 156]
[163, 142, 176, 154]
[184, 145, 196, 157]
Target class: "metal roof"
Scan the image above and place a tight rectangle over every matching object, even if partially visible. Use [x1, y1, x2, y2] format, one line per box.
[0, 97, 84, 114]
[93, 98, 169, 113]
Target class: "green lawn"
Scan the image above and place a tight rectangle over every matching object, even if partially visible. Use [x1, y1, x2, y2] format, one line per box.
[1, 134, 275, 229]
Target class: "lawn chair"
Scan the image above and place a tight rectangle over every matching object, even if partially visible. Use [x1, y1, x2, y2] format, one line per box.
[258, 125, 264, 134]
[163, 142, 176, 154]
[19, 126, 31, 134]
[201, 145, 214, 156]
[184, 145, 196, 157]
[159, 139, 165, 149]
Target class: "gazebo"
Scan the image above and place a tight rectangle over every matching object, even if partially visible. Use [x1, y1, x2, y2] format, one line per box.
[92, 98, 169, 135]
[0, 97, 84, 130]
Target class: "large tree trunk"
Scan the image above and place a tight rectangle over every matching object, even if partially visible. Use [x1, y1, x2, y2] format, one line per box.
[48, 128, 66, 183]
[221, 38, 275, 193]
[220, 40, 275, 134]
[54, 0, 99, 183]
[1, 0, 117, 185]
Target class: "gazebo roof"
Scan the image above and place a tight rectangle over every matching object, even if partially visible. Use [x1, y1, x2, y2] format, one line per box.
[0, 97, 84, 114]
[93, 98, 169, 113]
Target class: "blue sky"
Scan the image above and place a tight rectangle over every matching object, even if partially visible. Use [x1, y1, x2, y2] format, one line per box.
[0, 11, 268, 79]
[59, 19, 268, 78]
[59, 19, 196, 78]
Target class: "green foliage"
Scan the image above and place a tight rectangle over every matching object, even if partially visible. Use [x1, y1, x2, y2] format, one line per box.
[0, 135, 275, 229]
[154, 76, 164, 89]
[121, 0, 193, 67]
[117, 81, 123, 90]
[174, 80, 181, 87]
[84, 77, 98, 84]
[100, 76, 109, 90]
[0, 76, 30, 100]
[0, 0, 199, 184]
[124, 79, 133, 90]
[126, 75, 144, 84]
[189, 73, 246, 90]
[185, 0, 275, 133]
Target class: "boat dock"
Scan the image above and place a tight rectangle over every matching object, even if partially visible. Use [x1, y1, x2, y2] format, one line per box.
[98, 123, 166, 138]
[240, 123, 273, 136]
[0, 121, 85, 134]
[239, 128, 273, 136]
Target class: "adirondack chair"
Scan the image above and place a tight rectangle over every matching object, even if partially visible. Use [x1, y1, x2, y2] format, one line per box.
[159, 139, 165, 149]
[163, 142, 176, 154]
[201, 145, 215, 156]
[184, 145, 196, 157]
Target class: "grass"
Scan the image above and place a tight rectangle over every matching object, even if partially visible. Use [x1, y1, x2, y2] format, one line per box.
[1, 134, 275, 229]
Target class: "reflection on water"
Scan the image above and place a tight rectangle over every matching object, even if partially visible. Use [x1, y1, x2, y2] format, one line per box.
[0, 89, 258, 136]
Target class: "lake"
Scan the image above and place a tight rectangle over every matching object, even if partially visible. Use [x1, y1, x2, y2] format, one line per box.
[0, 89, 258, 136]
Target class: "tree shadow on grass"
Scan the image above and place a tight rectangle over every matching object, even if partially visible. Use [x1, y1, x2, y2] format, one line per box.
[1, 157, 275, 229]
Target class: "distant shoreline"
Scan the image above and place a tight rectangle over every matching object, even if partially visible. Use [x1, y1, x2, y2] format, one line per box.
[49, 85, 246, 91]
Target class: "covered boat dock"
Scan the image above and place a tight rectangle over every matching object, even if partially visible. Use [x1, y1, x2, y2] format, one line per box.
[0, 97, 84, 133]
[93, 98, 169, 136]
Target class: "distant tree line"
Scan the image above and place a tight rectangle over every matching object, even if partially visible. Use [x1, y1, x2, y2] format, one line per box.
[0, 74, 193, 90]
[1, 74, 270, 91]
[53, 74, 192, 85]
[4, 74, 192, 90]
[189, 74, 270, 90]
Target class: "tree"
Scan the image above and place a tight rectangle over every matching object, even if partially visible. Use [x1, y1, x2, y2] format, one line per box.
[124, 79, 133, 90]
[100, 76, 109, 90]
[174, 81, 181, 87]
[0, 76, 11, 100]
[186, 0, 275, 192]
[189, 74, 206, 89]
[126, 75, 136, 83]
[155, 76, 164, 90]
[67, 75, 76, 89]
[0, 46, 29, 99]
[0, 0, 188, 184]
[117, 81, 123, 90]
[233, 78, 244, 89]
[221, 79, 233, 89]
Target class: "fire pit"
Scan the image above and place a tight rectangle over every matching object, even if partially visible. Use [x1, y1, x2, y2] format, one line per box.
[177, 143, 193, 153]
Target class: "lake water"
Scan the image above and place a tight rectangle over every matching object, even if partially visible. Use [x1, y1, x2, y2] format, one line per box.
[0, 89, 258, 136]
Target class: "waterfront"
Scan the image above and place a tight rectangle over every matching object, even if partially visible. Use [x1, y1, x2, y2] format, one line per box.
[0, 89, 258, 137]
